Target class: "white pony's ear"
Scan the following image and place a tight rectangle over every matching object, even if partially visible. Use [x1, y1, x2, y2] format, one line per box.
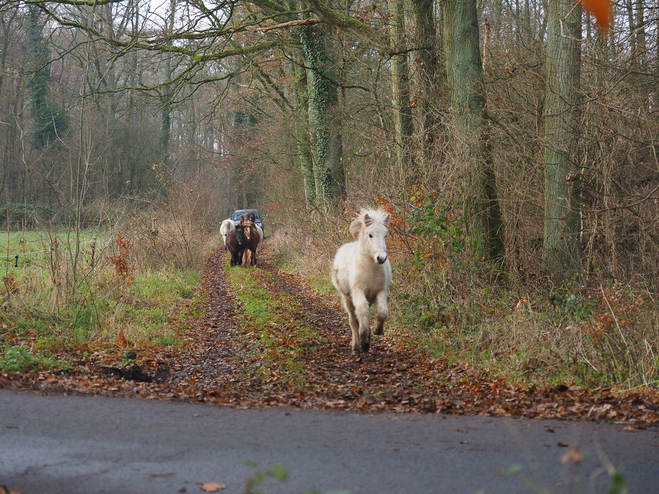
[383, 213, 391, 227]
[363, 214, 374, 227]
[349, 217, 362, 237]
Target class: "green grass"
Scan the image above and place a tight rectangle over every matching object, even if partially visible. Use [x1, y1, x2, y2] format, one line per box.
[2, 229, 108, 254]
[0, 345, 65, 372]
[224, 262, 328, 388]
[0, 227, 204, 370]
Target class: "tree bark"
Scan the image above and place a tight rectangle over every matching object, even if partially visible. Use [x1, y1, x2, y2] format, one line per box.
[388, 0, 413, 182]
[298, 23, 345, 207]
[412, 0, 441, 166]
[446, 0, 506, 263]
[292, 56, 315, 207]
[542, 0, 582, 276]
[161, 0, 176, 168]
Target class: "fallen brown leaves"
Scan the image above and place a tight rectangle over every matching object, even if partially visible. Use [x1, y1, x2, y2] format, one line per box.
[0, 486, 26, 494]
[2, 245, 659, 426]
[199, 482, 228, 492]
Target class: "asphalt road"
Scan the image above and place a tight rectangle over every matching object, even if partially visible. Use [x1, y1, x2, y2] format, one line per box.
[1, 389, 658, 494]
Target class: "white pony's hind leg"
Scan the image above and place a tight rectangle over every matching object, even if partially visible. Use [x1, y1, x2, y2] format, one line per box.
[340, 294, 360, 354]
[373, 291, 389, 336]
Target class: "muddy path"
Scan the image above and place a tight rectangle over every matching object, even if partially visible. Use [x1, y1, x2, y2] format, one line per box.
[2, 245, 659, 425]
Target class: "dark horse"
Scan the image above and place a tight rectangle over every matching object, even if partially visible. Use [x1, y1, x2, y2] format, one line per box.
[225, 227, 244, 266]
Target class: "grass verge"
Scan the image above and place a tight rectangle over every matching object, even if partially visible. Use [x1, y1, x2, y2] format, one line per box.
[1, 227, 208, 372]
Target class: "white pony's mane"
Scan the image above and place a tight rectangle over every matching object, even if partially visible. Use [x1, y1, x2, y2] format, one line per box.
[350, 208, 390, 236]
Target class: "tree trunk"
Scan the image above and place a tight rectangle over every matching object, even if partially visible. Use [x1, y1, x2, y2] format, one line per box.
[161, 0, 176, 168]
[446, 0, 506, 263]
[388, 0, 413, 182]
[542, 0, 582, 276]
[412, 0, 440, 167]
[292, 57, 315, 207]
[298, 23, 345, 207]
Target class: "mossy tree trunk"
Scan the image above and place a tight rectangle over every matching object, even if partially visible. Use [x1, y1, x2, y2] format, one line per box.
[388, 0, 413, 182]
[298, 23, 345, 208]
[412, 0, 440, 166]
[26, 4, 68, 151]
[291, 50, 315, 207]
[542, 0, 582, 277]
[445, 0, 505, 263]
[160, 0, 176, 169]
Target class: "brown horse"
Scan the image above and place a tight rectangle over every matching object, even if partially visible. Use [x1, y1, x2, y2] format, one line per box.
[237, 220, 261, 266]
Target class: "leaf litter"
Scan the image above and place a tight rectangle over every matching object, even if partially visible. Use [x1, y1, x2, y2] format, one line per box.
[1, 246, 659, 426]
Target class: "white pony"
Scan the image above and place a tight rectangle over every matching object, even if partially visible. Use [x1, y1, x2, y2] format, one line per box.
[220, 219, 235, 245]
[331, 208, 392, 354]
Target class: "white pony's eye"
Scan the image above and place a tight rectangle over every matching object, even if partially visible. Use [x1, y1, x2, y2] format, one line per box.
[368, 233, 373, 238]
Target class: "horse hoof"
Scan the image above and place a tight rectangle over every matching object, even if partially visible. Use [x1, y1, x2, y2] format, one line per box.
[361, 341, 370, 353]
[374, 327, 384, 336]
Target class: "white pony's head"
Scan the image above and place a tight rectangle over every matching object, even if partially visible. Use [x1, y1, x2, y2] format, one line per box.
[349, 208, 391, 264]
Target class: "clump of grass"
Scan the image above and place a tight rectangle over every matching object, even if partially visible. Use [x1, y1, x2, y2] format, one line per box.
[0, 345, 64, 372]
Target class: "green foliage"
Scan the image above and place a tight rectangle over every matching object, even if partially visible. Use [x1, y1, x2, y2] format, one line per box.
[549, 292, 596, 322]
[408, 193, 479, 254]
[244, 462, 288, 494]
[0, 345, 60, 372]
[1, 346, 36, 372]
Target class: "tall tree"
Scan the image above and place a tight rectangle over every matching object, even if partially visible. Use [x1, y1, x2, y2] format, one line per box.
[291, 55, 315, 207]
[445, 0, 505, 263]
[25, 3, 67, 149]
[412, 0, 440, 166]
[388, 0, 413, 181]
[541, 0, 582, 276]
[161, 0, 176, 168]
[298, 23, 345, 207]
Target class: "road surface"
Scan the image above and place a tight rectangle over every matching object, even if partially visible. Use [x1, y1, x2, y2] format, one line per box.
[1, 389, 658, 493]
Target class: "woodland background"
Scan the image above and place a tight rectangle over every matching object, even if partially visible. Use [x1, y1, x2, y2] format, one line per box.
[1, 0, 659, 390]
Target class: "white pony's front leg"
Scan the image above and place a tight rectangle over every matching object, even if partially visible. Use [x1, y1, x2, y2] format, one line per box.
[373, 291, 389, 336]
[352, 290, 371, 353]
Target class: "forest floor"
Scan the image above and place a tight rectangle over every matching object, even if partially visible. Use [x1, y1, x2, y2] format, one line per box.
[2, 245, 659, 427]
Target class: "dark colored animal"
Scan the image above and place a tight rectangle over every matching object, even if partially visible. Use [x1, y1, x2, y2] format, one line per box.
[225, 228, 244, 266]
[239, 220, 260, 266]
[241, 212, 256, 224]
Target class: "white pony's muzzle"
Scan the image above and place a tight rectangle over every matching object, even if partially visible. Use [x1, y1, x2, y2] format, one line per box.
[376, 253, 388, 264]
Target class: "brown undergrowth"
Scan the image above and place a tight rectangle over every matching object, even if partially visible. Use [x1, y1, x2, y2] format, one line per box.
[1, 244, 659, 425]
